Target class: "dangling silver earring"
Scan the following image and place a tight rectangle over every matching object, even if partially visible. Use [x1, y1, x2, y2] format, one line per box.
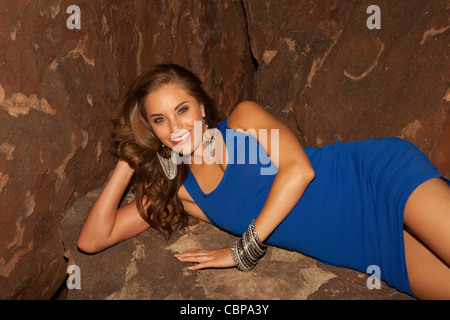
[203, 117, 216, 161]
[157, 144, 177, 180]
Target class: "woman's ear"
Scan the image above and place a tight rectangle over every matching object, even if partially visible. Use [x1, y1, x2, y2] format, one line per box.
[200, 103, 206, 118]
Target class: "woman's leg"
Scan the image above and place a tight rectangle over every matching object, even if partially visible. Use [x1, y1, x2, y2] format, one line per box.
[403, 178, 450, 299]
[404, 229, 450, 299]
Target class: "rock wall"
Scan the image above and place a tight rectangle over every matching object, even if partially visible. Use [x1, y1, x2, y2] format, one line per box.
[1, 0, 449, 300]
[243, 0, 450, 177]
[0, 0, 255, 299]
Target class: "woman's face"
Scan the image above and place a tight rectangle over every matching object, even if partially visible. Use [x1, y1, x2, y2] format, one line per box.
[145, 83, 206, 156]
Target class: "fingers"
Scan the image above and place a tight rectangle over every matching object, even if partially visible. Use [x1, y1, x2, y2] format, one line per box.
[174, 248, 235, 270]
[175, 251, 213, 271]
[175, 250, 215, 264]
[175, 249, 211, 258]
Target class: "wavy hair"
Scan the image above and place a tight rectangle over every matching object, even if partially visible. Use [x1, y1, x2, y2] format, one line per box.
[113, 64, 221, 238]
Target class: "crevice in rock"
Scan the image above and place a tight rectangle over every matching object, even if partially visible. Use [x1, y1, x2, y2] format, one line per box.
[51, 276, 68, 300]
[240, 0, 258, 70]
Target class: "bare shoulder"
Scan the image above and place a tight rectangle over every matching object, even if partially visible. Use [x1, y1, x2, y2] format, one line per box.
[227, 101, 306, 167]
[227, 100, 290, 134]
[228, 101, 266, 130]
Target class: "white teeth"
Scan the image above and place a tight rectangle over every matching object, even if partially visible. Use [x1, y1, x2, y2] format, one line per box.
[172, 131, 190, 142]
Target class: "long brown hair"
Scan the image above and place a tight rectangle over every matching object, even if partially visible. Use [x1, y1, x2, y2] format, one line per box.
[113, 64, 221, 237]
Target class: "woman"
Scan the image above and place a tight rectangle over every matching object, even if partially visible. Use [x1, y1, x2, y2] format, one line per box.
[78, 64, 450, 299]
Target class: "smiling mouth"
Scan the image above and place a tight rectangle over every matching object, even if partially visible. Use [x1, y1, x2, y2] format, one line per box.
[171, 130, 191, 145]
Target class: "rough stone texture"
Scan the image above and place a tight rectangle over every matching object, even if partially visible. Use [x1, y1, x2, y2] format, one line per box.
[243, 0, 450, 178]
[61, 188, 413, 300]
[0, 0, 255, 299]
[2, 0, 448, 301]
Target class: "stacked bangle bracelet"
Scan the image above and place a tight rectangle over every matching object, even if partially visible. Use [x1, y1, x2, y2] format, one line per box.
[231, 219, 267, 271]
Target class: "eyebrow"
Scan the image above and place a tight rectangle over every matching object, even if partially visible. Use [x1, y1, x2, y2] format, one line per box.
[149, 100, 189, 118]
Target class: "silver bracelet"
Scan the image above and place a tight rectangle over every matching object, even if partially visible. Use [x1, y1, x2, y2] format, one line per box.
[231, 220, 267, 271]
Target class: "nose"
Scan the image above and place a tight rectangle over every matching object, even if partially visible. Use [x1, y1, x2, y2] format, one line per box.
[168, 116, 182, 134]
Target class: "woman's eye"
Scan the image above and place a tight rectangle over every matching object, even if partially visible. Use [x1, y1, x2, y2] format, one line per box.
[152, 106, 188, 124]
[179, 106, 189, 113]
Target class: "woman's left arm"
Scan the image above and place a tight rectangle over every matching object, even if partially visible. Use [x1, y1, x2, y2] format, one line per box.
[227, 101, 315, 241]
[176, 101, 314, 269]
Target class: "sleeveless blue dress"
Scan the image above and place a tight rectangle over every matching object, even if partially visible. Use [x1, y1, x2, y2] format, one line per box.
[183, 118, 449, 297]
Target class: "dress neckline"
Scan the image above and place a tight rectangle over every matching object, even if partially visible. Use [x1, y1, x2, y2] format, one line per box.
[187, 118, 230, 197]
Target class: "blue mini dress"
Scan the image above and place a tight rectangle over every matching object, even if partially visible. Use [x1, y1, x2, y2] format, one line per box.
[183, 118, 449, 297]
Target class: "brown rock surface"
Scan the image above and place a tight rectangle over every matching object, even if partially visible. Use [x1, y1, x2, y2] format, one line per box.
[61, 187, 413, 300]
[0, 0, 254, 299]
[243, 0, 450, 178]
[2, 0, 448, 300]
